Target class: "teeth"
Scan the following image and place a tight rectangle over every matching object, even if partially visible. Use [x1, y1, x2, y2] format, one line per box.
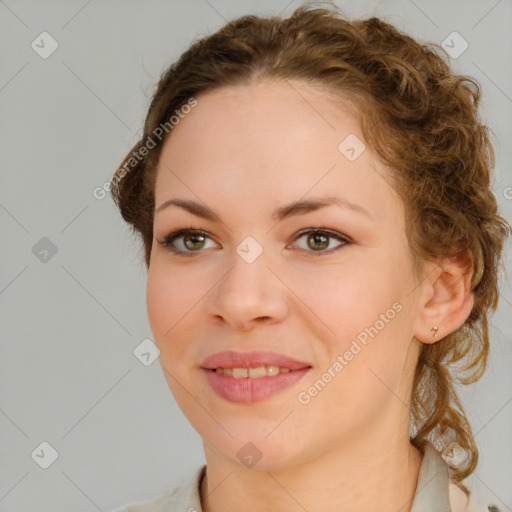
[233, 367, 248, 378]
[214, 366, 294, 378]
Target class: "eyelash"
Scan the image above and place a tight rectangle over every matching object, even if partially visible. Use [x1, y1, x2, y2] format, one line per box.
[157, 223, 352, 257]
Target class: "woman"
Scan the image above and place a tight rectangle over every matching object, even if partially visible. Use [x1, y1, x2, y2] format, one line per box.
[110, 2, 510, 511]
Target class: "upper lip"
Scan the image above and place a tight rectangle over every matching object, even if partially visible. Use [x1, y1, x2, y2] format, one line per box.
[201, 350, 311, 370]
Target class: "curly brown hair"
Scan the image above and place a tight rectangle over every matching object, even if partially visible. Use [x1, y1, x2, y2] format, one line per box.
[110, 0, 511, 496]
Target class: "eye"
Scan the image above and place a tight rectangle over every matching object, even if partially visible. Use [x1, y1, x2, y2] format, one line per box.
[157, 226, 352, 257]
[289, 228, 351, 255]
[158, 227, 218, 257]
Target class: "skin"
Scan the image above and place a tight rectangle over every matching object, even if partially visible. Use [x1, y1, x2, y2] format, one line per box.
[146, 79, 474, 512]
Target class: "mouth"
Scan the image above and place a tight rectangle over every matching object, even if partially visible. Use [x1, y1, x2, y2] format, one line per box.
[200, 350, 312, 403]
[205, 365, 308, 378]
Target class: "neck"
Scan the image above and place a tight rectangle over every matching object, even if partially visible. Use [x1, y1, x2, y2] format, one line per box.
[200, 434, 423, 512]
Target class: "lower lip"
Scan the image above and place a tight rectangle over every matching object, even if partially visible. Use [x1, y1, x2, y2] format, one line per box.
[202, 367, 311, 403]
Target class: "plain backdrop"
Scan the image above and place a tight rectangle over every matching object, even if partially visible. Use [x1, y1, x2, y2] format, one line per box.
[1, 0, 511, 511]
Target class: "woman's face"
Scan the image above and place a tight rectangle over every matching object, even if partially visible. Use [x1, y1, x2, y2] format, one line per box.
[147, 79, 424, 469]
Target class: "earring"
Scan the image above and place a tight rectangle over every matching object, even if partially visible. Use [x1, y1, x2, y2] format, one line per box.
[431, 326, 439, 339]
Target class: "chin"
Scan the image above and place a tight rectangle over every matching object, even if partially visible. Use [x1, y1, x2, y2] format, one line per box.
[203, 431, 312, 471]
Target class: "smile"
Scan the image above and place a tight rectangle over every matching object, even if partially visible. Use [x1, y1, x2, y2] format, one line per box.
[210, 366, 293, 378]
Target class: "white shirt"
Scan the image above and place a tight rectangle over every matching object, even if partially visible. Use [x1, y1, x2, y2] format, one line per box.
[112, 442, 496, 511]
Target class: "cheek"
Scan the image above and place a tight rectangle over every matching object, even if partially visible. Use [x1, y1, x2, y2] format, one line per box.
[146, 256, 203, 328]
[146, 265, 202, 406]
[290, 255, 409, 390]
[146, 263, 194, 360]
[288, 257, 398, 341]
[146, 267, 170, 340]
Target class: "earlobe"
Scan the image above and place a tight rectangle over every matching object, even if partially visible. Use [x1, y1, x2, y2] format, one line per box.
[413, 251, 474, 345]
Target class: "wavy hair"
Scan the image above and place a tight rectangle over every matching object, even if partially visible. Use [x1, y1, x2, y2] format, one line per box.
[110, 0, 511, 496]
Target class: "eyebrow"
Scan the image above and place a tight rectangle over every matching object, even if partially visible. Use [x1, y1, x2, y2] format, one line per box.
[155, 196, 373, 222]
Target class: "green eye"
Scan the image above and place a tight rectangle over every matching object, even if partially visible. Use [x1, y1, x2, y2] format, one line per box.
[290, 228, 351, 255]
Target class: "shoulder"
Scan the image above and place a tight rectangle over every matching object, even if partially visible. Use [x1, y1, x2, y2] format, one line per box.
[449, 476, 502, 512]
[110, 465, 205, 512]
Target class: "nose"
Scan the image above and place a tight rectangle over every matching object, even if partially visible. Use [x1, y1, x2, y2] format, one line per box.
[205, 250, 288, 331]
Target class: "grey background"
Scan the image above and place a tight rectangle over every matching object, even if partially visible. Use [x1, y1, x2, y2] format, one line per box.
[1, 0, 511, 511]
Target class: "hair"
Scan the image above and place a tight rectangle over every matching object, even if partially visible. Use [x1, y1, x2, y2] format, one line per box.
[110, 0, 511, 497]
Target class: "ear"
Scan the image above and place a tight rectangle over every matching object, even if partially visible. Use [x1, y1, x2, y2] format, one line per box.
[412, 250, 474, 344]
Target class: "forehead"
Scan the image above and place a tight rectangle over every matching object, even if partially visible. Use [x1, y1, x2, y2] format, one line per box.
[154, 80, 400, 225]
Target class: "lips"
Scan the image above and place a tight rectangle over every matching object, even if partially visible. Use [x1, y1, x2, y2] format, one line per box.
[201, 350, 311, 371]
[201, 350, 312, 403]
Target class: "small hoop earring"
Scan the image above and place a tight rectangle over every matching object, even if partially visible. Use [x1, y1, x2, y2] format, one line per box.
[431, 326, 439, 339]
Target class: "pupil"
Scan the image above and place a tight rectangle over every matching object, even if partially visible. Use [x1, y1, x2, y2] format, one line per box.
[309, 233, 328, 250]
[185, 234, 204, 250]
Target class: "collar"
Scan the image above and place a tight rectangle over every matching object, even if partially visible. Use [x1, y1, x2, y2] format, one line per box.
[410, 441, 452, 512]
